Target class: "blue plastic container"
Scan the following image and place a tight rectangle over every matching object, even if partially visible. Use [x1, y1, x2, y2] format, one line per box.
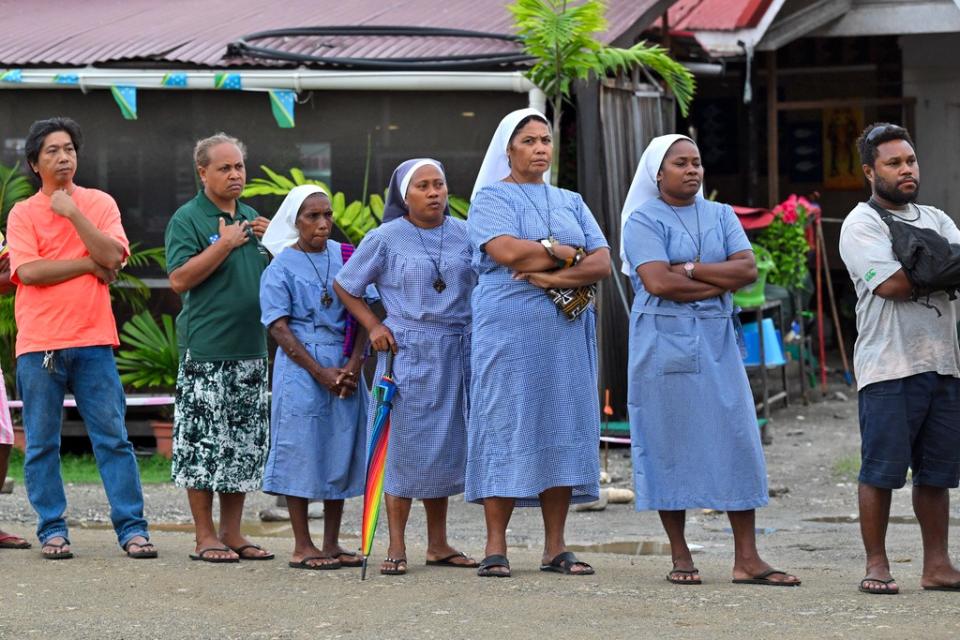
[741, 318, 786, 367]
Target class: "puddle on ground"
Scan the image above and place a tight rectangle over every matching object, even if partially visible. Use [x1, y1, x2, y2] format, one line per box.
[567, 541, 702, 556]
[804, 515, 960, 525]
[78, 520, 358, 539]
[720, 527, 777, 535]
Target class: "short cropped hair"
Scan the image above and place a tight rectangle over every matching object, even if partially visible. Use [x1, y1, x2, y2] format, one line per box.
[24, 117, 83, 176]
[194, 133, 247, 168]
[857, 122, 915, 168]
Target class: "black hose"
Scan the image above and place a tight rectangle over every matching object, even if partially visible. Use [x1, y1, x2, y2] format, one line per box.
[226, 25, 533, 70]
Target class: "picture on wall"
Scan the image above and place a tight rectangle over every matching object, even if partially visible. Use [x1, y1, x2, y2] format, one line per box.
[822, 107, 864, 190]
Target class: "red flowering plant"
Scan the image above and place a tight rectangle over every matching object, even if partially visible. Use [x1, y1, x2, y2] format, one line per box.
[755, 194, 815, 290]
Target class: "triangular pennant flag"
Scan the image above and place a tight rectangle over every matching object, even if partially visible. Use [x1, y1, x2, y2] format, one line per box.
[54, 74, 80, 85]
[0, 69, 22, 83]
[268, 90, 296, 128]
[214, 73, 242, 90]
[162, 73, 188, 87]
[110, 85, 137, 120]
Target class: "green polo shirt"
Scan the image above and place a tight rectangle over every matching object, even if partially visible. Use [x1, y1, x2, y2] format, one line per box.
[165, 190, 268, 361]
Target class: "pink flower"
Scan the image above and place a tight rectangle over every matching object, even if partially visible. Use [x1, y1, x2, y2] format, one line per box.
[782, 209, 798, 224]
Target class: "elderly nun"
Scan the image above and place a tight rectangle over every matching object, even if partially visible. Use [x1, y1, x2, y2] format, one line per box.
[334, 158, 477, 576]
[259, 185, 375, 570]
[620, 134, 800, 587]
[465, 108, 612, 578]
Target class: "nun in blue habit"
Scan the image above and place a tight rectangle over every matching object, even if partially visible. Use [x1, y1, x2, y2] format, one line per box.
[259, 185, 376, 571]
[334, 158, 478, 576]
[620, 134, 800, 587]
[465, 108, 612, 578]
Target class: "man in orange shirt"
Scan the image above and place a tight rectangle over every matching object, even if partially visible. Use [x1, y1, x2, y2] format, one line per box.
[7, 117, 155, 560]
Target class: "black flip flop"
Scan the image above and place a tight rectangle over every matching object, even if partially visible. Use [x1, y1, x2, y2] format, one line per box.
[381, 556, 408, 575]
[330, 551, 363, 568]
[859, 577, 899, 594]
[288, 555, 341, 570]
[732, 569, 801, 586]
[426, 552, 480, 568]
[124, 540, 158, 559]
[41, 540, 73, 560]
[667, 568, 702, 585]
[189, 546, 239, 563]
[923, 581, 960, 592]
[477, 554, 510, 578]
[540, 551, 594, 576]
[229, 543, 275, 561]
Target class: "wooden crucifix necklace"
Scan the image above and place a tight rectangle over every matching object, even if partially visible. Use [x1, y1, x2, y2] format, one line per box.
[297, 240, 334, 307]
[414, 217, 447, 293]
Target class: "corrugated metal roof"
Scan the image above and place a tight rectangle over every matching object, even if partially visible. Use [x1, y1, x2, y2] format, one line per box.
[669, 0, 773, 31]
[0, 0, 670, 68]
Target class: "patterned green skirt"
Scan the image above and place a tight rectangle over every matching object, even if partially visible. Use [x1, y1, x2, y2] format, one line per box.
[172, 357, 269, 492]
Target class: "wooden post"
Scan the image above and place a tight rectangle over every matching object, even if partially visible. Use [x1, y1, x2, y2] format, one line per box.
[766, 51, 778, 208]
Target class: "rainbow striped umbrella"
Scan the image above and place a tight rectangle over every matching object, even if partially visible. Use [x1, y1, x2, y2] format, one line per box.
[360, 350, 397, 580]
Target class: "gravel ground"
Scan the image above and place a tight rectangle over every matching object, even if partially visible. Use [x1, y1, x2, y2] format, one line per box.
[1, 377, 959, 639]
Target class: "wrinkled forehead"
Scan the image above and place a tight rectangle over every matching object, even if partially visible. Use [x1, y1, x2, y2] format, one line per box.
[408, 163, 444, 183]
[297, 191, 331, 216]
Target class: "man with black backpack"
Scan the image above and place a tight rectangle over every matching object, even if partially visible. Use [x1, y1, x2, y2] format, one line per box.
[839, 123, 960, 595]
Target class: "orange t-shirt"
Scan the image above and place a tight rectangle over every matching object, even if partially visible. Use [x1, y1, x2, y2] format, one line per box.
[7, 186, 130, 357]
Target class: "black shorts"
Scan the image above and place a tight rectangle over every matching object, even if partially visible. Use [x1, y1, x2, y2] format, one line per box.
[858, 372, 960, 489]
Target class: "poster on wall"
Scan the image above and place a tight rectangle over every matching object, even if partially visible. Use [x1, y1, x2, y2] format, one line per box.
[822, 107, 864, 190]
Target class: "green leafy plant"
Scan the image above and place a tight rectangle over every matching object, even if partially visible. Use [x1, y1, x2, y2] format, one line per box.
[0, 161, 32, 227]
[448, 195, 470, 220]
[243, 166, 381, 244]
[509, 0, 696, 184]
[756, 194, 814, 291]
[115, 311, 178, 390]
[111, 244, 167, 314]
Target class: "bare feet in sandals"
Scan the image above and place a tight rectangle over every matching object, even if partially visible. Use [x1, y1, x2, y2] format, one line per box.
[667, 558, 701, 584]
[732, 558, 800, 586]
[41, 536, 72, 560]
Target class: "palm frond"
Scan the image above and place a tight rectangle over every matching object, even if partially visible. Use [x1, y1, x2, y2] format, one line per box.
[116, 311, 179, 389]
[596, 43, 696, 116]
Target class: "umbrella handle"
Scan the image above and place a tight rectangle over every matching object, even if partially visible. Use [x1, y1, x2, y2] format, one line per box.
[384, 349, 395, 378]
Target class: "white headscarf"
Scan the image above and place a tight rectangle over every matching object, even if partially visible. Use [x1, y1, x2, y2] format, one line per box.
[618, 134, 703, 275]
[262, 184, 330, 257]
[471, 107, 551, 199]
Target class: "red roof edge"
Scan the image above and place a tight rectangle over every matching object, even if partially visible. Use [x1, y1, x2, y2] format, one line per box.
[736, 0, 775, 29]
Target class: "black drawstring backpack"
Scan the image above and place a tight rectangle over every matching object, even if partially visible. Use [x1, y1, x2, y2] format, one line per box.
[866, 199, 960, 316]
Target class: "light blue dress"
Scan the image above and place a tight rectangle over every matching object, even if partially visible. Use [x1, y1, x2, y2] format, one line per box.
[622, 197, 768, 511]
[466, 182, 608, 507]
[335, 217, 474, 499]
[259, 241, 374, 500]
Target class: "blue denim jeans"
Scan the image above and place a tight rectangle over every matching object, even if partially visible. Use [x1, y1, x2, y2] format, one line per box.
[17, 346, 149, 547]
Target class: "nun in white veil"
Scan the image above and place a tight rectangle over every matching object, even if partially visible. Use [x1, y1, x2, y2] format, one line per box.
[465, 108, 612, 578]
[334, 158, 478, 576]
[258, 186, 373, 571]
[621, 134, 800, 587]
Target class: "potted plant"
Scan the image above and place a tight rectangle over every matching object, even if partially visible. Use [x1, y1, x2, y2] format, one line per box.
[115, 311, 178, 458]
[755, 194, 815, 291]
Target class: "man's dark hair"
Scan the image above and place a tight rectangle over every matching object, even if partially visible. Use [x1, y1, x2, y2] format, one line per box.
[856, 122, 915, 168]
[24, 117, 83, 176]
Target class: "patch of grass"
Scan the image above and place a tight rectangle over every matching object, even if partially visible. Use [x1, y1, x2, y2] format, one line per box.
[5, 448, 172, 484]
[833, 454, 861, 482]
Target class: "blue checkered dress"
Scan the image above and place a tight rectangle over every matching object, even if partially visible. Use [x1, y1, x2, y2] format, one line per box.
[465, 182, 607, 507]
[622, 197, 768, 511]
[259, 241, 376, 500]
[335, 217, 474, 499]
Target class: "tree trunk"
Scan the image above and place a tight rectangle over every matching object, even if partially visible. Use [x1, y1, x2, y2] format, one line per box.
[550, 96, 562, 187]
